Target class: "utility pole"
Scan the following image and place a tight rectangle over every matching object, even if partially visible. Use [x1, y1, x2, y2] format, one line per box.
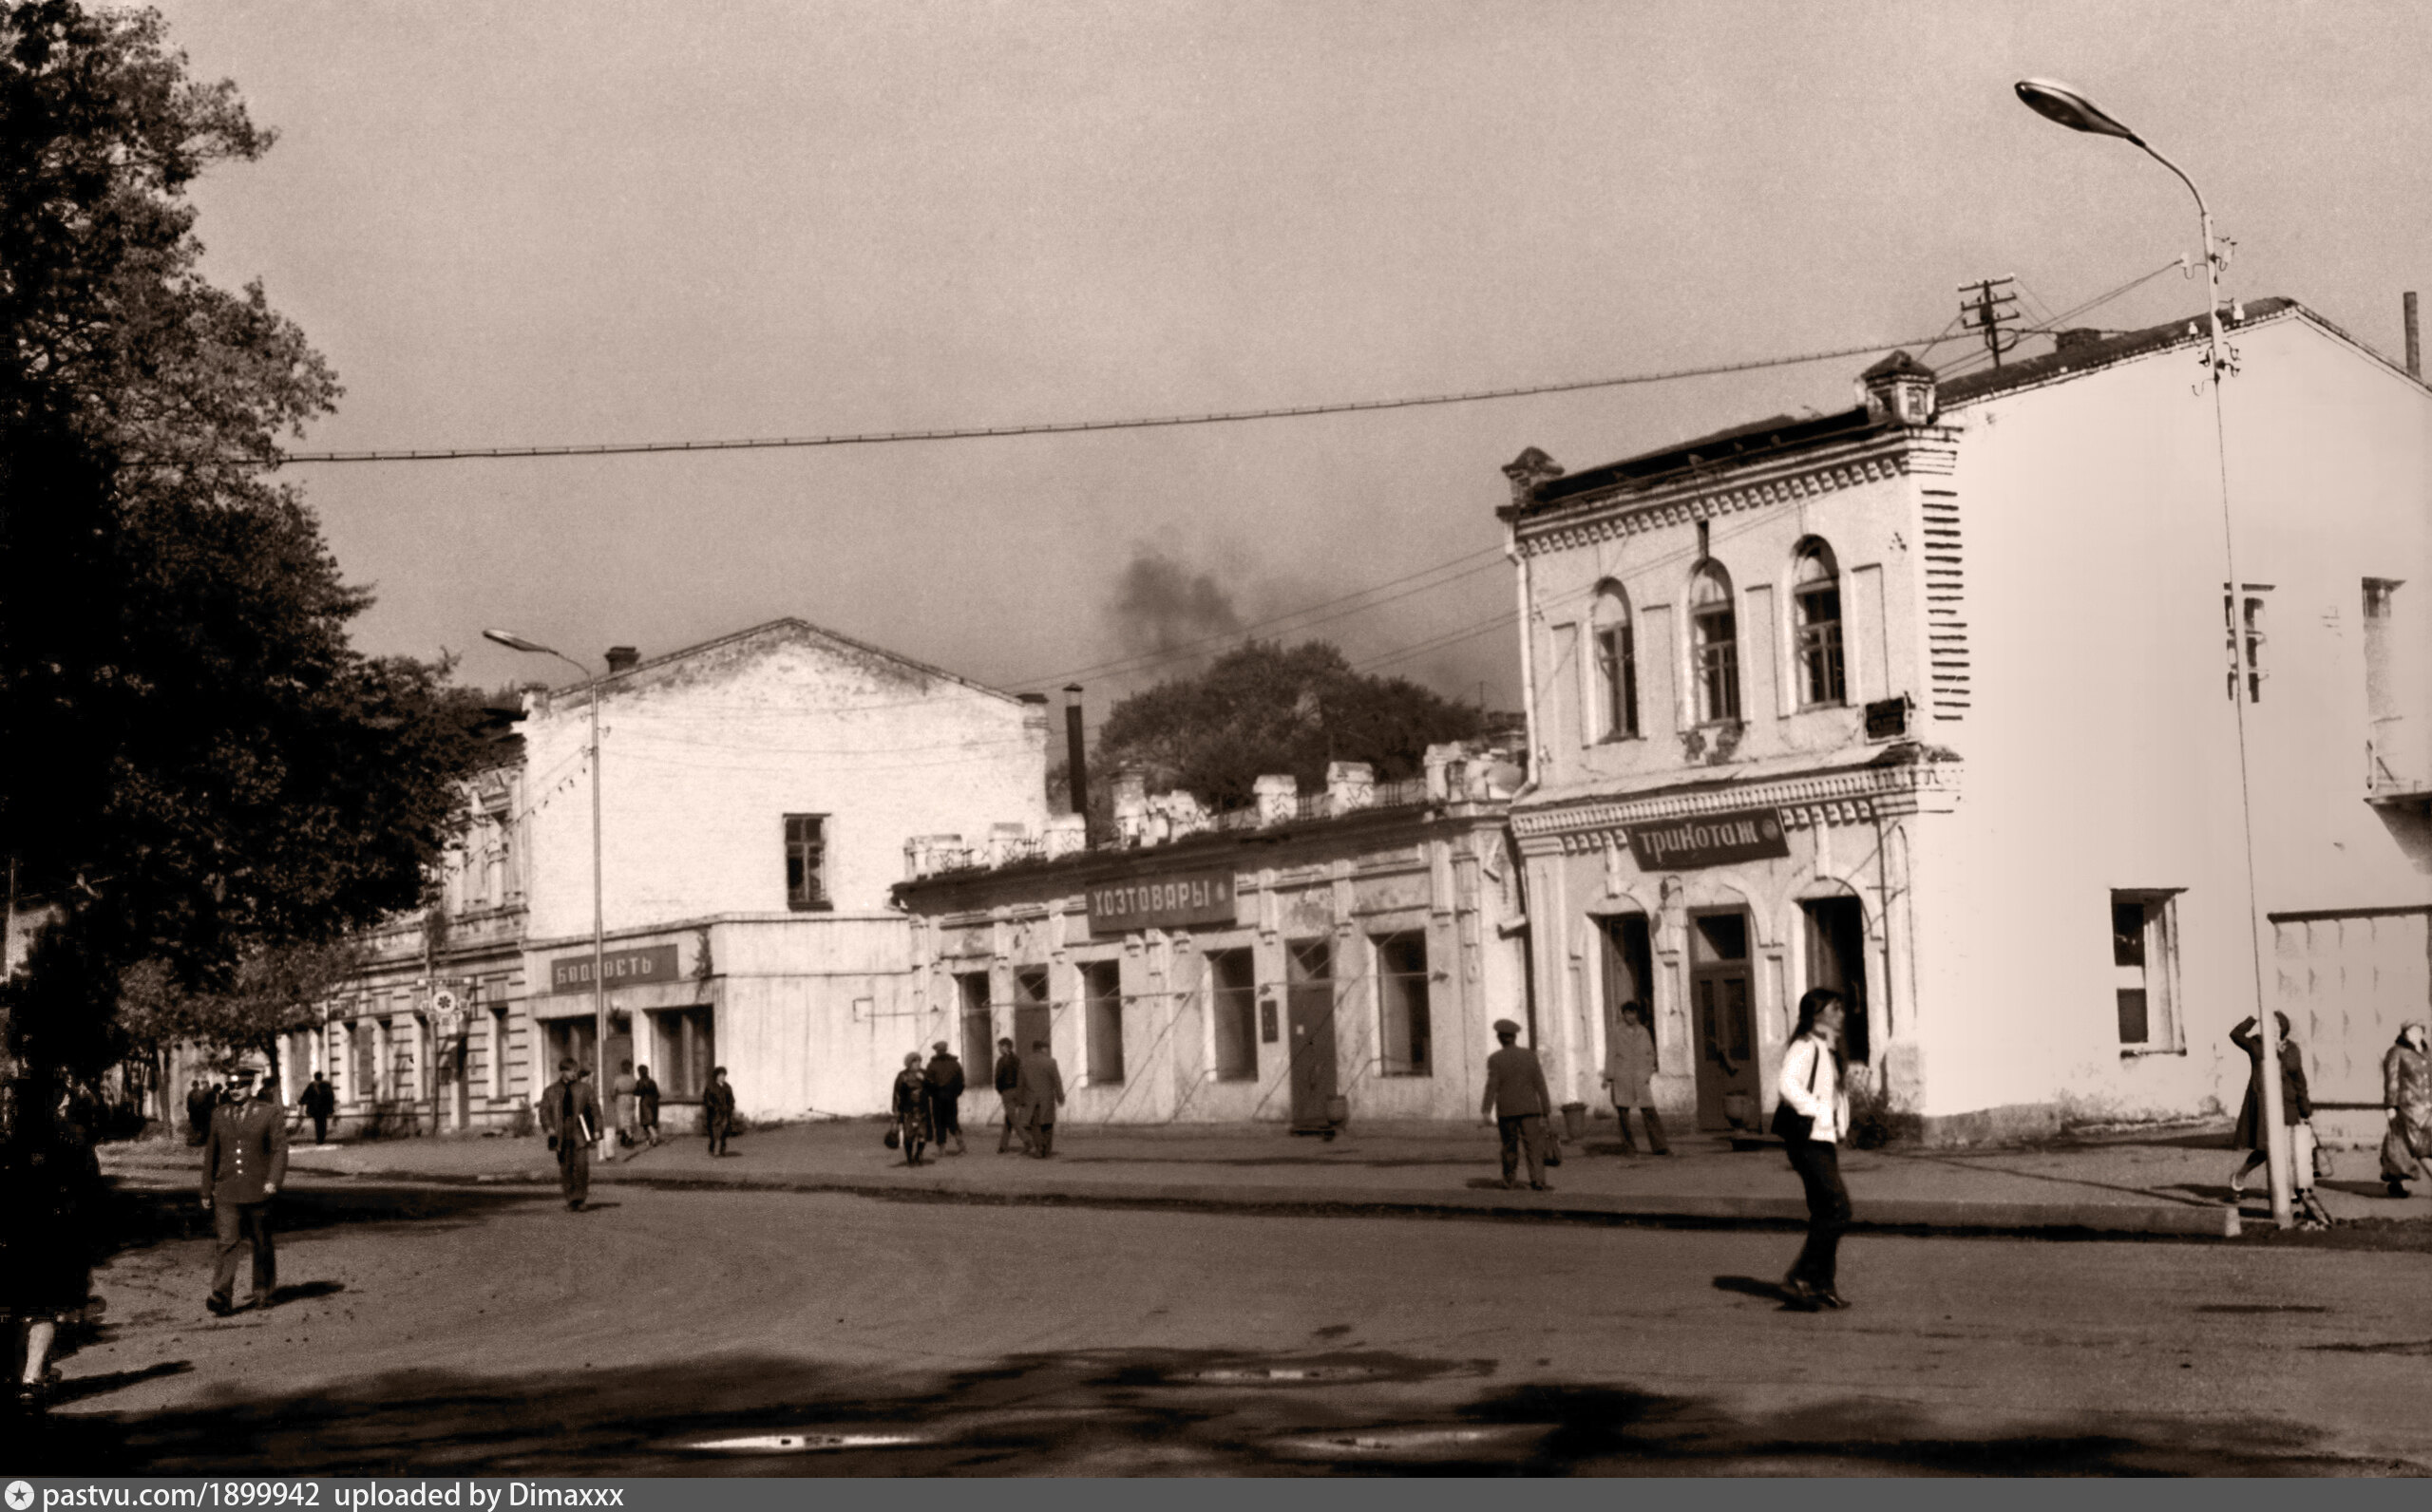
[1959, 275, 2024, 368]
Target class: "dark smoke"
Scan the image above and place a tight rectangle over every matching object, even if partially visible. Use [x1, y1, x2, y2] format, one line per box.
[1108, 548, 1244, 660]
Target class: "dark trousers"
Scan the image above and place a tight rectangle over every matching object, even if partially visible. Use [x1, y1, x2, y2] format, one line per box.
[1783, 1137, 1851, 1289]
[708, 1116, 732, 1156]
[929, 1091, 962, 1140]
[209, 1201, 276, 1304]
[558, 1139, 591, 1204]
[1498, 1114, 1548, 1186]
[310, 1113, 329, 1144]
[1031, 1121, 1055, 1158]
[1614, 1103, 1670, 1154]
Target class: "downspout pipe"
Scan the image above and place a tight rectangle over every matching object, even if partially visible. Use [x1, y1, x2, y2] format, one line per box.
[1504, 518, 1546, 1049]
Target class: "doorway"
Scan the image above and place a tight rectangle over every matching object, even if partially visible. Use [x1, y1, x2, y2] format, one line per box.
[1595, 912, 1655, 1052]
[1800, 897, 1871, 1065]
[1284, 938, 1338, 1130]
[1689, 910, 1758, 1130]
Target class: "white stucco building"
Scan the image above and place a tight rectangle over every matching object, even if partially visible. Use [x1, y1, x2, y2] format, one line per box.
[1501, 299, 2431, 1144]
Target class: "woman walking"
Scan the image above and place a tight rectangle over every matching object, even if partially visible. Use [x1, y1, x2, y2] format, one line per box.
[2381, 1022, 2429, 1199]
[1775, 988, 1852, 1312]
[891, 1052, 932, 1167]
[2228, 1013, 2312, 1202]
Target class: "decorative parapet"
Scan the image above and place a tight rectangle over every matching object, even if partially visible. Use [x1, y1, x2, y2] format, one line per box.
[1510, 755, 1961, 856]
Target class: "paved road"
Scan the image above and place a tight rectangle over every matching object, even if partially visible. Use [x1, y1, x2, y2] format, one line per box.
[26, 1173, 2430, 1475]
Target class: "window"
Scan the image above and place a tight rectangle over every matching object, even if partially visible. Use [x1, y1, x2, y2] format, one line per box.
[1083, 960, 1124, 1084]
[1690, 564, 1741, 724]
[1014, 969, 1052, 1056]
[2223, 587, 2269, 703]
[352, 1019, 378, 1103]
[1794, 540, 1847, 707]
[784, 813, 830, 910]
[1375, 933, 1433, 1076]
[489, 1006, 510, 1100]
[1208, 949, 1258, 1081]
[2110, 892, 2181, 1051]
[1591, 582, 1640, 741]
[958, 972, 993, 1075]
[2364, 577, 2404, 789]
[652, 1006, 715, 1098]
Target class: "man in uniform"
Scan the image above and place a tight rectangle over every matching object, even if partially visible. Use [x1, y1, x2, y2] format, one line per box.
[992, 1036, 1026, 1155]
[924, 1040, 967, 1157]
[537, 1056, 602, 1210]
[1480, 1019, 1555, 1191]
[200, 1061, 288, 1314]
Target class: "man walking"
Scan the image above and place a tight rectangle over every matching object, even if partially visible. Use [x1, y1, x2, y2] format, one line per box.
[924, 1040, 968, 1156]
[703, 1066, 736, 1157]
[200, 1062, 288, 1314]
[537, 1057, 601, 1211]
[297, 1071, 337, 1146]
[634, 1064, 661, 1149]
[1480, 1019, 1555, 1191]
[1601, 1000, 1671, 1156]
[611, 1058, 639, 1157]
[1016, 1037, 1065, 1158]
[993, 1036, 1027, 1154]
[183, 1079, 216, 1146]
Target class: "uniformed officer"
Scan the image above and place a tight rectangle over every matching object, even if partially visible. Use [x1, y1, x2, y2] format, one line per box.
[200, 1061, 289, 1315]
[1480, 1019, 1555, 1191]
[538, 1057, 603, 1210]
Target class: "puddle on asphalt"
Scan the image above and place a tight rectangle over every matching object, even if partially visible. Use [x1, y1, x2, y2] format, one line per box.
[676, 1431, 925, 1453]
[1269, 1425, 1548, 1457]
[1173, 1365, 1381, 1384]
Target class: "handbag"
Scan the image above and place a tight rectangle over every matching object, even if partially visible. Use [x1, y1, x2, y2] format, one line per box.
[2307, 1124, 2334, 1181]
[883, 1125, 900, 1150]
[1540, 1124, 1563, 1167]
[1771, 1040, 1822, 1143]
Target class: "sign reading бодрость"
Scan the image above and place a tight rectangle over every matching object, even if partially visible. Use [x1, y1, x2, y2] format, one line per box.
[1626, 807, 1792, 871]
[549, 943, 680, 993]
[1088, 869, 1239, 934]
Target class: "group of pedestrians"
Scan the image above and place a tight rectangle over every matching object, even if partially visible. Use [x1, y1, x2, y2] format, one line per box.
[2224, 1013, 2431, 1227]
[537, 1058, 738, 1211]
[888, 1036, 1066, 1164]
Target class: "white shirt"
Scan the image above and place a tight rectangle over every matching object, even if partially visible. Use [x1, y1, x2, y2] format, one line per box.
[1777, 1034, 1852, 1144]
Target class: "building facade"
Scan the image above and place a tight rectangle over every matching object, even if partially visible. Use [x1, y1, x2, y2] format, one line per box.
[893, 747, 1529, 1130]
[1502, 300, 2432, 1144]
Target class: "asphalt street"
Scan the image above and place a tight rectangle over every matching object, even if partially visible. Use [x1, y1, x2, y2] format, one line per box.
[16, 1171, 2429, 1476]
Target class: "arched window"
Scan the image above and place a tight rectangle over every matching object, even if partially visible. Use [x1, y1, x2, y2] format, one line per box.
[1591, 581, 1639, 741]
[1689, 563, 1740, 724]
[1793, 539, 1846, 707]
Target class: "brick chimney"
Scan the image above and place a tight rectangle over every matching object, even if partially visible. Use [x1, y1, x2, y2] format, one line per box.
[1857, 351, 1937, 426]
[604, 646, 640, 674]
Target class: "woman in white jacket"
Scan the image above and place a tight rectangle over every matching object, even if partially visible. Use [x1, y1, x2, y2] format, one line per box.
[1775, 988, 1853, 1310]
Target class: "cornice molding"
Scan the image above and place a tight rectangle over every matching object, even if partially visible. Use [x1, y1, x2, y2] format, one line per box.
[1510, 760, 1960, 855]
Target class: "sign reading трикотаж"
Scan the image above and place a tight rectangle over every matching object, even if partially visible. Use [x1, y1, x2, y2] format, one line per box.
[549, 943, 680, 994]
[1625, 807, 1791, 872]
[1088, 869, 1240, 934]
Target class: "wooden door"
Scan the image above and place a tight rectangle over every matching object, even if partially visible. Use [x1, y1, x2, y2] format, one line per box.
[1285, 939, 1338, 1128]
[1689, 910, 1758, 1129]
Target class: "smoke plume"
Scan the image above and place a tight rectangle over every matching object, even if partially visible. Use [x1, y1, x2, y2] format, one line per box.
[1107, 548, 1244, 662]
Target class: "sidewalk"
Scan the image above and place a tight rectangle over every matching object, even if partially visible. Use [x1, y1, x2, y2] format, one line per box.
[106, 1116, 2432, 1239]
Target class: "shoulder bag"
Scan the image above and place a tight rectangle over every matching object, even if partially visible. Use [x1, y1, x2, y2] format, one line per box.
[1771, 1040, 1821, 1143]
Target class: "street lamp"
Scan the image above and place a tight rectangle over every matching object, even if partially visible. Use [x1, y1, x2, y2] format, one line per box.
[484, 629, 612, 1128]
[2015, 78, 2293, 1229]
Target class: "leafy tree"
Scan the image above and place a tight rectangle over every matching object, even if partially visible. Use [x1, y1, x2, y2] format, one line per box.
[1, 3, 481, 1090]
[1094, 640, 1486, 811]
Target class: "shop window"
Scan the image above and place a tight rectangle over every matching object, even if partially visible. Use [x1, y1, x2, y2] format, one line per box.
[958, 972, 993, 1074]
[1015, 969, 1052, 1056]
[2223, 586, 2270, 703]
[1794, 539, 1847, 707]
[489, 1006, 511, 1100]
[1592, 582, 1640, 741]
[1208, 949, 1258, 1081]
[652, 1006, 715, 1098]
[2111, 891, 2182, 1052]
[1083, 960, 1124, 1085]
[1690, 564, 1741, 724]
[784, 813, 830, 910]
[1374, 933, 1432, 1077]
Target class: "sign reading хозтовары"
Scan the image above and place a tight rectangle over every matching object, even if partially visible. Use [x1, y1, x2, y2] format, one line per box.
[1625, 807, 1792, 872]
[1088, 868, 1239, 934]
[549, 943, 680, 993]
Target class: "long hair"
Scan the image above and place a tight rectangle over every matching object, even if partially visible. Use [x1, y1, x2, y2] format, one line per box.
[1793, 988, 1848, 1073]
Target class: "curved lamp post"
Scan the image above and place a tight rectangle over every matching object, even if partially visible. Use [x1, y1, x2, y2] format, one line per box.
[484, 630, 611, 1121]
[2015, 78, 2292, 1230]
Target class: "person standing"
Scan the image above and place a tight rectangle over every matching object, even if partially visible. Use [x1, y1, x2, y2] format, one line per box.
[537, 1057, 601, 1211]
[298, 1071, 337, 1146]
[703, 1066, 736, 1157]
[2378, 1022, 2429, 1200]
[1480, 1019, 1555, 1191]
[183, 1079, 215, 1146]
[2229, 1013, 2312, 1203]
[634, 1065, 662, 1150]
[1775, 989, 1853, 1311]
[924, 1040, 967, 1157]
[993, 1037, 1027, 1155]
[6, 1080, 103, 1407]
[892, 1052, 933, 1165]
[1016, 1037, 1065, 1158]
[200, 1063, 288, 1314]
[1602, 1000, 1671, 1156]
[611, 1059, 639, 1157]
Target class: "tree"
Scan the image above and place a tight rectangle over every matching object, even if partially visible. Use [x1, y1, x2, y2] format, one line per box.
[1, 3, 482, 1090]
[1093, 640, 1486, 811]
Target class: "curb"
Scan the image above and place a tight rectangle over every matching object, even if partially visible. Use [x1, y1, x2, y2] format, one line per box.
[105, 1151, 2240, 1239]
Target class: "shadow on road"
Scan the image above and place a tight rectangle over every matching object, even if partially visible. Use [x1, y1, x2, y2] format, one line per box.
[19, 1344, 2415, 1475]
[96, 1179, 565, 1256]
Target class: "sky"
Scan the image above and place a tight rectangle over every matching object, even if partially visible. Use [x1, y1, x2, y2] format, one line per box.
[145, 0, 2432, 720]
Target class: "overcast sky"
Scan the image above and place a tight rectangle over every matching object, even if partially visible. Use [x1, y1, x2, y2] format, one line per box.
[149, 0, 2432, 716]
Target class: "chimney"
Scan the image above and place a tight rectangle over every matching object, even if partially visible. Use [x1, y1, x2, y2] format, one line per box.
[604, 646, 639, 675]
[1063, 685, 1090, 832]
[1499, 447, 1565, 509]
[1858, 351, 1937, 426]
[2406, 292, 2422, 379]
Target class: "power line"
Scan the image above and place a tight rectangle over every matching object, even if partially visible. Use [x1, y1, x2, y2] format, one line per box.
[274, 336, 1953, 465]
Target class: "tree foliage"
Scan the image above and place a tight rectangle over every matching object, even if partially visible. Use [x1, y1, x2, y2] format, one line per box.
[1, 2, 482, 1082]
[1094, 640, 1486, 811]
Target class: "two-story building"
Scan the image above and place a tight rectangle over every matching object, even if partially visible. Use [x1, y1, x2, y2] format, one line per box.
[1501, 299, 2431, 1144]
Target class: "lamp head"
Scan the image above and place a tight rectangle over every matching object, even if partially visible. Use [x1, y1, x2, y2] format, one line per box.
[483, 629, 555, 655]
[2014, 78, 2142, 144]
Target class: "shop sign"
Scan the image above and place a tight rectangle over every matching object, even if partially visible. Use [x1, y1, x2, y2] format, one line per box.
[549, 943, 679, 994]
[1089, 869, 1238, 934]
[1626, 807, 1791, 872]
